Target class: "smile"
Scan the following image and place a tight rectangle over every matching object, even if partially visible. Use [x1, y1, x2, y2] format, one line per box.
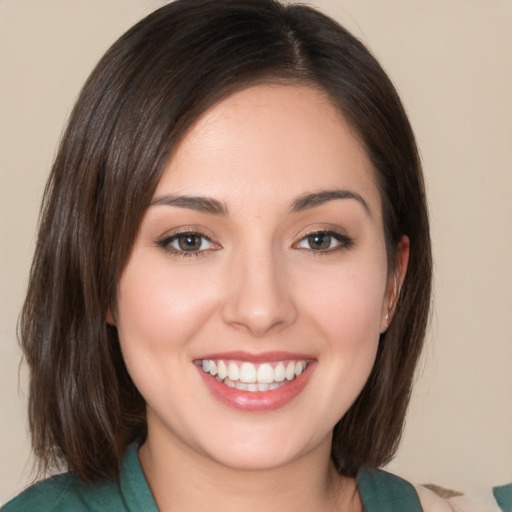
[197, 359, 309, 392]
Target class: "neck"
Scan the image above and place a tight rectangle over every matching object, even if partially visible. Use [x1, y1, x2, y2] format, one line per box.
[139, 430, 361, 512]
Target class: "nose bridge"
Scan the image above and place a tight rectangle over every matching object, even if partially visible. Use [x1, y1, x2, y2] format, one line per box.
[222, 239, 297, 336]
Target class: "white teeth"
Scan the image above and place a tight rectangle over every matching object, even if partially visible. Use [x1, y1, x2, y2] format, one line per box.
[256, 363, 274, 384]
[217, 360, 228, 379]
[274, 362, 286, 382]
[200, 358, 309, 391]
[285, 361, 295, 380]
[232, 380, 259, 392]
[239, 362, 257, 383]
[228, 361, 239, 381]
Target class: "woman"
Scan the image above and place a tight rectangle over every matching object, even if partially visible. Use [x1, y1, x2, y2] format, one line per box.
[3, 0, 432, 510]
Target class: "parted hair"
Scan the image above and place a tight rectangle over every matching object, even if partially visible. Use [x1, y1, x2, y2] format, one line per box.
[20, 0, 431, 482]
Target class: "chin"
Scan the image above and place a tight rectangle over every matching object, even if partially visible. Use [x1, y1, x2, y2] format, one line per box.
[192, 423, 331, 472]
[203, 443, 303, 472]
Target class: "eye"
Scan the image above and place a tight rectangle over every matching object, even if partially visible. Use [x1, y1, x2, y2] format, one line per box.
[157, 231, 218, 256]
[294, 231, 353, 252]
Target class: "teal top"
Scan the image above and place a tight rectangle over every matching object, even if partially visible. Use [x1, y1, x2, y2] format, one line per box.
[2, 444, 423, 511]
[494, 483, 512, 512]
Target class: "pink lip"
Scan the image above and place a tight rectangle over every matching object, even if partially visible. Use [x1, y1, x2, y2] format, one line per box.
[195, 356, 316, 413]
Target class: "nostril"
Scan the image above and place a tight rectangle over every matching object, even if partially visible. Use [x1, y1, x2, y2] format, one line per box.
[222, 294, 298, 336]
[220, 254, 298, 335]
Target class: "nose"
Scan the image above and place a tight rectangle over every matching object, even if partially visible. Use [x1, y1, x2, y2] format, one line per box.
[221, 249, 298, 337]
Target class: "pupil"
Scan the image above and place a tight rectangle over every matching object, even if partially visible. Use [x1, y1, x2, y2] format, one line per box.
[178, 234, 201, 251]
[309, 234, 330, 250]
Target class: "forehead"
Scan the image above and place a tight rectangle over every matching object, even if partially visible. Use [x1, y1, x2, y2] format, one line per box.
[156, 84, 380, 216]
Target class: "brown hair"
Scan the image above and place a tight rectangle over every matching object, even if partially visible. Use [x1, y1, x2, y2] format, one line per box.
[20, 0, 431, 482]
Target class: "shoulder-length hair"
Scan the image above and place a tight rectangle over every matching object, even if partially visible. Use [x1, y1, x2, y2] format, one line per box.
[20, 0, 431, 482]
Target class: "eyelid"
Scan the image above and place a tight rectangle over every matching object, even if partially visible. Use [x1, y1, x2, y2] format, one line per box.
[156, 227, 221, 257]
[292, 226, 354, 253]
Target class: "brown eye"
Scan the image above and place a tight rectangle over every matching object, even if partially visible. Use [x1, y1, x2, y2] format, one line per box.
[177, 233, 203, 251]
[307, 233, 332, 251]
[158, 231, 217, 256]
[295, 230, 354, 253]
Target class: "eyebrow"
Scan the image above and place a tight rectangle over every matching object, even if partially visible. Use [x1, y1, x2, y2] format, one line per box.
[150, 189, 370, 217]
[289, 189, 371, 216]
[150, 194, 229, 215]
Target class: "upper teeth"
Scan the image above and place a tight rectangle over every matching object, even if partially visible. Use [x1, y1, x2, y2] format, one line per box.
[200, 359, 308, 384]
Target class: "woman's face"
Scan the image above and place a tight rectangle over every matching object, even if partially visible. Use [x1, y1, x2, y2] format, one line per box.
[116, 84, 400, 471]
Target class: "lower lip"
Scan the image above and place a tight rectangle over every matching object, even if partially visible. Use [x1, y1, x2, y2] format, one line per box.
[196, 362, 315, 412]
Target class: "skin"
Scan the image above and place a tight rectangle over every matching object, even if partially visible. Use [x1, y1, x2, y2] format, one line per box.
[114, 84, 408, 512]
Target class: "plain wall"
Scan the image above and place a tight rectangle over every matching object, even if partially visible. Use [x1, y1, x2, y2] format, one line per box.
[1, 0, 511, 504]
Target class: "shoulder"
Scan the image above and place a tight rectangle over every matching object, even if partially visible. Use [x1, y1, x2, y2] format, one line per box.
[1, 472, 125, 512]
[357, 468, 454, 512]
[358, 467, 423, 511]
[2, 473, 73, 512]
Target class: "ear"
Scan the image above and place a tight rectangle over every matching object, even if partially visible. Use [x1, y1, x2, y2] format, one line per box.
[106, 309, 116, 326]
[380, 235, 410, 333]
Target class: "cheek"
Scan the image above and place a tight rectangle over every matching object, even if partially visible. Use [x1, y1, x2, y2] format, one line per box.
[115, 255, 221, 360]
[295, 256, 387, 409]
[313, 273, 383, 377]
[301, 258, 387, 342]
[114, 256, 227, 420]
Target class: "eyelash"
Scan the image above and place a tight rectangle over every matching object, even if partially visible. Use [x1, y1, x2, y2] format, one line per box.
[156, 231, 218, 258]
[293, 230, 354, 253]
[156, 229, 354, 258]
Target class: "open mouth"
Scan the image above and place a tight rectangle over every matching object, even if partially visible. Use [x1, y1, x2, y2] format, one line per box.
[196, 359, 310, 392]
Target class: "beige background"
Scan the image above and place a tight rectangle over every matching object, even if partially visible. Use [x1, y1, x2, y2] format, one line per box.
[1, 0, 511, 504]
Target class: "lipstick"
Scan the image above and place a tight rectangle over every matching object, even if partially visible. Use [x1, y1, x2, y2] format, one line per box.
[194, 352, 315, 412]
